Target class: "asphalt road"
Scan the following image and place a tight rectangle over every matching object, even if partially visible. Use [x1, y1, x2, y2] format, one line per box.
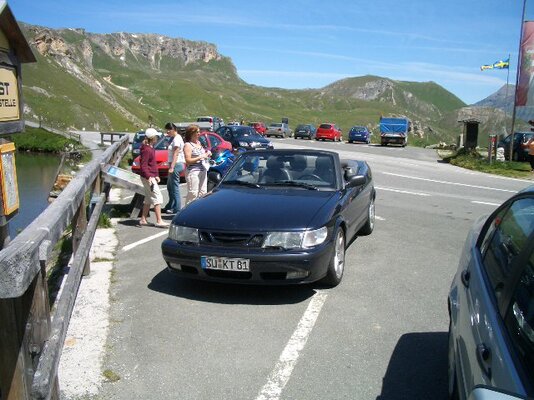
[99, 139, 532, 400]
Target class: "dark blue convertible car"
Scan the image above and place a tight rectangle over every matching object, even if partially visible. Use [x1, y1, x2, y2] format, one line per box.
[161, 149, 375, 286]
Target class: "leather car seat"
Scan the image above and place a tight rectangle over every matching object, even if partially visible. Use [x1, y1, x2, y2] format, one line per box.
[314, 157, 335, 184]
[259, 156, 291, 183]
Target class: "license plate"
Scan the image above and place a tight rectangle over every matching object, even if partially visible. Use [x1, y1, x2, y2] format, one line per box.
[201, 256, 250, 271]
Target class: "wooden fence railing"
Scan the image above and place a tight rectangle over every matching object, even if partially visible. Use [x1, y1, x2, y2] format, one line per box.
[0, 135, 130, 400]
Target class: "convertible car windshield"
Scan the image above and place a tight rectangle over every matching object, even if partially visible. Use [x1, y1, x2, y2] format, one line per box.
[222, 151, 337, 189]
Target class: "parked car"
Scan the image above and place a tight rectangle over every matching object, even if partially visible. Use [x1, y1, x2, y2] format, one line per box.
[198, 131, 233, 153]
[265, 123, 292, 138]
[294, 124, 317, 140]
[216, 125, 274, 150]
[132, 132, 231, 180]
[161, 149, 375, 286]
[348, 126, 371, 144]
[499, 132, 534, 161]
[131, 134, 173, 180]
[316, 123, 342, 142]
[196, 116, 223, 131]
[131, 130, 162, 158]
[248, 122, 267, 135]
[448, 185, 534, 400]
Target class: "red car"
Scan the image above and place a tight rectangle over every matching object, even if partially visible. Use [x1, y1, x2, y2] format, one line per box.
[316, 123, 342, 142]
[248, 122, 267, 135]
[131, 132, 232, 180]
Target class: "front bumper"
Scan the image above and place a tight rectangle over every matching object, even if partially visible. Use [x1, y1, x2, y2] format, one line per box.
[161, 239, 333, 285]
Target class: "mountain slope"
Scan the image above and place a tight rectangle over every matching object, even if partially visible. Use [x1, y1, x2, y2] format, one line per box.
[20, 23, 485, 145]
[473, 84, 514, 114]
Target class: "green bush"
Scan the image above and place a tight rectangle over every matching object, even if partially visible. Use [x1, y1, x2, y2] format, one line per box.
[444, 149, 531, 178]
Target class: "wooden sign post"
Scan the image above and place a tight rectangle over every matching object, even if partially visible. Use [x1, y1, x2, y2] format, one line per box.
[0, 0, 35, 249]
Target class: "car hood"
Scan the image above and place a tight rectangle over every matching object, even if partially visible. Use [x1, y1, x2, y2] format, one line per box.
[174, 188, 338, 231]
[237, 136, 270, 143]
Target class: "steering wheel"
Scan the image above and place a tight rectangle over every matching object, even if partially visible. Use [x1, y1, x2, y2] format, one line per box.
[299, 174, 323, 181]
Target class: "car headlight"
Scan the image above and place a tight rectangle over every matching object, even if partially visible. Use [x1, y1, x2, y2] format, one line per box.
[239, 141, 250, 147]
[169, 224, 199, 243]
[159, 161, 169, 167]
[133, 149, 140, 155]
[262, 227, 328, 249]
[132, 161, 139, 167]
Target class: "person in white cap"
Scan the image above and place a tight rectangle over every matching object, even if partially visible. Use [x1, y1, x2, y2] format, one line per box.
[138, 128, 168, 227]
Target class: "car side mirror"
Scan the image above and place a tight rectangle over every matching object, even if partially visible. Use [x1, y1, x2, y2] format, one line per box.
[347, 175, 366, 187]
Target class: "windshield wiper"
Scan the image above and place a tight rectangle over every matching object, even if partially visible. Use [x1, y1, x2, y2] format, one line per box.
[222, 180, 263, 189]
[266, 181, 318, 190]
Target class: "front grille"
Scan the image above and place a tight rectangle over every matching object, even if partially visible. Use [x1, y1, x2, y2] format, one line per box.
[199, 231, 264, 247]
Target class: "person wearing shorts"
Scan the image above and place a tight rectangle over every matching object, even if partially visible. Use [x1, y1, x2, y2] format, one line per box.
[139, 128, 168, 228]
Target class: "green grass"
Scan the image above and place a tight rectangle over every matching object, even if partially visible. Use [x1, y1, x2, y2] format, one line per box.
[98, 213, 113, 228]
[10, 127, 82, 153]
[443, 149, 533, 179]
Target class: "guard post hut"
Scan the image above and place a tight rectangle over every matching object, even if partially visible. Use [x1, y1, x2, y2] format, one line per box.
[458, 117, 481, 151]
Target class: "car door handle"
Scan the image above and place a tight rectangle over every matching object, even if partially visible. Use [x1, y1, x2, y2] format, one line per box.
[476, 343, 492, 379]
[461, 270, 470, 287]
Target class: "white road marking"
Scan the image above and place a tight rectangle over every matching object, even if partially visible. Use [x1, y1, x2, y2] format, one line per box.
[376, 216, 386, 221]
[471, 201, 500, 206]
[381, 172, 517, 193]
[121, 231, 167, 252]
[256, 290, 328, 400]
[375, 186, 431, 197]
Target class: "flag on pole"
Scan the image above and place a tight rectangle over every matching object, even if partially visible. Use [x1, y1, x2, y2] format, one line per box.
[516, 21, 534, 107]
[480, 58, 510, 71]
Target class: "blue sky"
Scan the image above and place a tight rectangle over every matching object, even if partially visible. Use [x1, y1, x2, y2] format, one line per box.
[9, 0, 528, 104]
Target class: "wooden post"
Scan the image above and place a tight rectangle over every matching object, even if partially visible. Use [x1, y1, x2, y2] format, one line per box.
[0, 265, 56, 400]
[72, 197, 90, 276]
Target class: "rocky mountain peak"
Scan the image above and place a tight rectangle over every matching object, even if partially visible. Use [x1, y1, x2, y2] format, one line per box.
[25, 24, 222, 71]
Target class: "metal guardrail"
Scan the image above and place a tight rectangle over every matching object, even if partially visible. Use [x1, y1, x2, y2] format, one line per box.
[0, 135, 129, 400]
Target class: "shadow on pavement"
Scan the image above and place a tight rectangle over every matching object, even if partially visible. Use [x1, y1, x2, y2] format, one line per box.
[147, 268, 318, 305]
[376, 331, 448, 400]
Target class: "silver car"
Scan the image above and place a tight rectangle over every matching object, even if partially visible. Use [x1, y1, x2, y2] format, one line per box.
[265, 123, 292, 138]
[448, 186, 534, 399]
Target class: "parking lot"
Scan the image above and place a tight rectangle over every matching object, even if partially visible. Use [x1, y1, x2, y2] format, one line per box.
[97, 139, 532, 400]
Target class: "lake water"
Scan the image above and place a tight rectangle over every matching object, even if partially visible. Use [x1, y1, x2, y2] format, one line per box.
[9, 152, 61, 238]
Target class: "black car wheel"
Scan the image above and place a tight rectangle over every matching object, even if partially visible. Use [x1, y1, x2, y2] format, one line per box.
[321, 228, 345, 287]
[447, 323, 460, 400]
[358, 198, 375, 235]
